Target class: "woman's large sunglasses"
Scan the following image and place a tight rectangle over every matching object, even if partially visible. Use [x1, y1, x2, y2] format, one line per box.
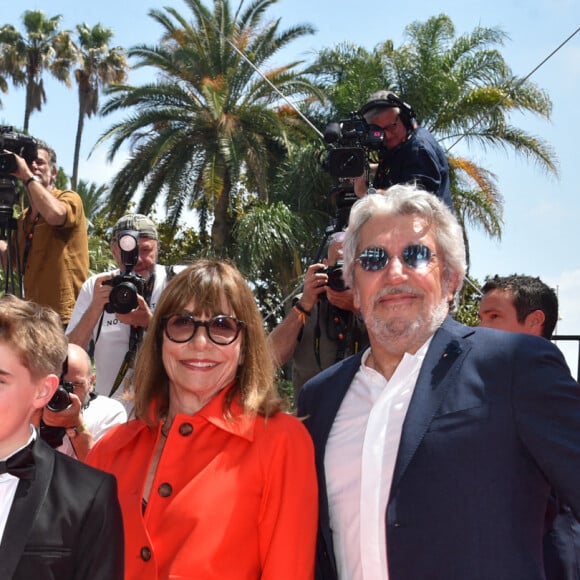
[356, 244, 435, 271]
[162, 314, 246, 345]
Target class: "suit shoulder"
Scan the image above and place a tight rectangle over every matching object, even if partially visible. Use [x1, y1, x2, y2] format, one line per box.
[302, 353, 363, 393]
[49, 444, 117, 488]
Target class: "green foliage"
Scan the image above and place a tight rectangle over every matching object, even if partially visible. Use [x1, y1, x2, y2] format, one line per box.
[157, 221, 203, 266]
[55, 167, 69, 190]
[455, 276, 483, 327]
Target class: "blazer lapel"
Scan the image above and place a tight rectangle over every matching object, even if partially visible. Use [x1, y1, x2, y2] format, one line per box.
[390, 318, 472, 493]
[0, 439, 55, 579]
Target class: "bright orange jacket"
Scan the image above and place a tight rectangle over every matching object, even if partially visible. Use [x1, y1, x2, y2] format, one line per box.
[87, 388, 318, 580]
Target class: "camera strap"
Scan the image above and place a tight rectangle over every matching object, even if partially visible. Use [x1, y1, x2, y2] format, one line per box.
[314, 302, 351, 368]
[108, 272, 156, 398]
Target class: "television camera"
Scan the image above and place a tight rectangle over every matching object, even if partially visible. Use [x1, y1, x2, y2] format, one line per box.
[322, 113, 384, 178]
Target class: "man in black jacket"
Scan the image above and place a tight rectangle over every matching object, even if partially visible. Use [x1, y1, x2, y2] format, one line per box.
[353, 90, 453, 211]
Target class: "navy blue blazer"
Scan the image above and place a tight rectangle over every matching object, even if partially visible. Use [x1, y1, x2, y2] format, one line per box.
[0, 437, 124, 580]
[298, 316, 580, 580]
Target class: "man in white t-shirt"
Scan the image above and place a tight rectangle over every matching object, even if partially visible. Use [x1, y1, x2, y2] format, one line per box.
[67, 214, 179, 411]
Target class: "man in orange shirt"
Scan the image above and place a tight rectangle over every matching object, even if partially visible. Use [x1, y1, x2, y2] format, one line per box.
[2, 139, 88, 326]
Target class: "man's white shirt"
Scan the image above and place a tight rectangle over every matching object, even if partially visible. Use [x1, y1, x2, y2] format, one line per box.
[325, 340, 431, 580]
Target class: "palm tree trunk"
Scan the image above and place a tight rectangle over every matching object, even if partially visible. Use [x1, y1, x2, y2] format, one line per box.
[211, 178, 232, 255]
[72, 97, 85, 190]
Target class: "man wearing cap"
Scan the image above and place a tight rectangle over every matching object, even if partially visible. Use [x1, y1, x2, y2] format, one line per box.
[66, 214, 175, 412]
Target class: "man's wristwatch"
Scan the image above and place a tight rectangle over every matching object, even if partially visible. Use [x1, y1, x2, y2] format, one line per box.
[25, 175, 41, 187]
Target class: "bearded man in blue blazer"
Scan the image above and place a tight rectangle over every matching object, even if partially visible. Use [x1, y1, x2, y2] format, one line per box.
[297, 184, 580, 580]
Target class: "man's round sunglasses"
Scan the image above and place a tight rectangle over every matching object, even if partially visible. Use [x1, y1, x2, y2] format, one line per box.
[162, 314, 246, 345]
[356, 244, 435, 271]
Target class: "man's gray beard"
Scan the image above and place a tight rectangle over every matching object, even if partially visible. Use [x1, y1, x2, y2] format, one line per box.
[364, 291, 449, 353]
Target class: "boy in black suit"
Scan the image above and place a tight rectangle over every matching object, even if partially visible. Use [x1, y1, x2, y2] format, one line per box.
[0, 294, 123, 580]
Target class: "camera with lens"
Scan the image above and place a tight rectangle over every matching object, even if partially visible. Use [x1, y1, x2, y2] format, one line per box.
[47, 379, 75, 412]
[103, 229, 145, 314]
[0, 126, 38, 217]
[0, 126, 38, 175]
[321, 113, 384, 178]
[317, 261, 347, 292]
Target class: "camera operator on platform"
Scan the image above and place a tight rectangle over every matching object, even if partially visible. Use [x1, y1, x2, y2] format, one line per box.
[67, 214, 179, 413]
[0, 140, 89, 326]
[268, 232, 368, 400]
[353, 90, 454, 211]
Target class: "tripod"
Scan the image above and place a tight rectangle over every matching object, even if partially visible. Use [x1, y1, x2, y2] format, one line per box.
[312, 181, 358, 263]
[0, 212, 23, 298]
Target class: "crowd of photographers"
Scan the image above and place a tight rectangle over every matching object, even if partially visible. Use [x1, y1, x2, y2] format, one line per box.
[2, 90, 579, 579]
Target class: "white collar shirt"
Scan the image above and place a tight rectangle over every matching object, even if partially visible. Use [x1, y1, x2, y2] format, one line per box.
[325, 339, 431, 580]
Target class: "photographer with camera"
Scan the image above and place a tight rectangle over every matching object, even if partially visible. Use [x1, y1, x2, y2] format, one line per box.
[0, 139, 89, 325]
[351, 90, 454, 211]
[67, 214, 177, 412]
[37, 344, 127, 461]
[268, 232, 368, 400]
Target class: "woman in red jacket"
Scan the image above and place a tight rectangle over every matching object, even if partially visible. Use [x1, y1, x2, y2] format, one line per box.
[88, 259, 318, 580]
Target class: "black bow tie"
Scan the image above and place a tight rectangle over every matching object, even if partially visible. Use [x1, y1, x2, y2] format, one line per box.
[0, 442, 36, 480]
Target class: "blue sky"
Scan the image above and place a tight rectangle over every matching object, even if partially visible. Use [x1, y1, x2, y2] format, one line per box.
[2, 0, 580, 370]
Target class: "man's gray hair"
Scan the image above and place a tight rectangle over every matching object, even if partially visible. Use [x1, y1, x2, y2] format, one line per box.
[343, 184, 466, 295]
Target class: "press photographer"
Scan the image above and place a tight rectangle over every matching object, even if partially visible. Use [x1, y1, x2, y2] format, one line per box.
[0, 132, 89, 325]
[103, 228, 145, 314]
[268, 232, 368, 399]
[67, 214, 180, 412]
[326, 90, 453, 210]
[36, 343, 127, 462]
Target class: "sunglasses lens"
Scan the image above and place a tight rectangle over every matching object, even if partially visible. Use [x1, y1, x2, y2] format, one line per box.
[166, 314, 195, 342]
[208, 316, 240, 345]
[358, 247, 388, 271]
[402, 245, 432, 268]
[358, 245, 433, 271]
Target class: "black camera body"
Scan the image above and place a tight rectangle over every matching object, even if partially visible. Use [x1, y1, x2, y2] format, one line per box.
[104, 271, 145, 314]
[104, 229, 145, 314]
[322, 113, 384, 178]
[47, 379, 74, 412]
[317, 261, 347, 292]
[0, 126, 38, 175]
[0, 127, 38, 217]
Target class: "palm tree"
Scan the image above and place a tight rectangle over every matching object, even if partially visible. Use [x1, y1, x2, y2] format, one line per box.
[71, 24, 128, 189]
[309, 15, 558, 266]
[0, 10, 76, 132]
[375, 15, 557, 250]
[98, 0, 324, 255]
